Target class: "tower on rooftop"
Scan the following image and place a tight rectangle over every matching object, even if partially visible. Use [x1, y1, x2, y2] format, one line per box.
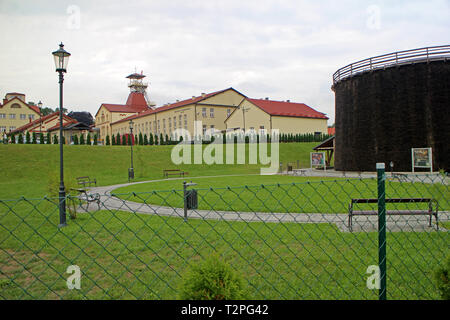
[126, 71, 156, 109]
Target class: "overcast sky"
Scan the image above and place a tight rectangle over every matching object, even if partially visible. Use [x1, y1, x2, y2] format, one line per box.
[0, 0, 449, 123]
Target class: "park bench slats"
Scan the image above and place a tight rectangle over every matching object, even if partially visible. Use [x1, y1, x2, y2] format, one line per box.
[163, 169, 189, 179]
[76, 176, 97, 187]
[348, 198, 439, 232]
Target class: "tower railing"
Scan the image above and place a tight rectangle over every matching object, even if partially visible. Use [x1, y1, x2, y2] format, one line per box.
[333, 45, 450, 86]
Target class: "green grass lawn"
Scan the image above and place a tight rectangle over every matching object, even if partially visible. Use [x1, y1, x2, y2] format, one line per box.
[0, 203, 447, 300]
[0, 143, 318, 199]
[0, 144, 448, 300]
[113, 175, 449, 214]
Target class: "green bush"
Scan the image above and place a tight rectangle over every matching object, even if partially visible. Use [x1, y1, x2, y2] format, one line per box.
[434, 257, 450, 300]
[179, 254, 246, 300]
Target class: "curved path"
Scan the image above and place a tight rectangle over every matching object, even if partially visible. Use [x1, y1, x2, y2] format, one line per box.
[87, 174, 448, 233]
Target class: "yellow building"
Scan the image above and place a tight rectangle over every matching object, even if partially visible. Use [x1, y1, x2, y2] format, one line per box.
[8, 111, 93, 144]
[225, 98, 329, 135]
[109, 87, 246, 140]
[0, 93, 41, 134]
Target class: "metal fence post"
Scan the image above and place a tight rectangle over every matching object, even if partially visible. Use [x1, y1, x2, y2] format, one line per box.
[183, 181, 187, 222]
[377, 163, 387, 300]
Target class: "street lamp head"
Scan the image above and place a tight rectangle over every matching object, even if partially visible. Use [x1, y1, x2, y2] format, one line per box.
[37, 100, 43, 109]
[52, 42, 71, 73]
[129, 120, 134, 130]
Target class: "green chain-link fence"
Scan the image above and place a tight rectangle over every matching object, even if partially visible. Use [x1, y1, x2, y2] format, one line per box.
[0, 170, 448, 300]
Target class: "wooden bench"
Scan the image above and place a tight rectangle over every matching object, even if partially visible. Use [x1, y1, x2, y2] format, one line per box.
[76, 176, 97, 187]
[163, 169, 189, 179]
[70, 188, 100, 211]
[348, 198, 439, 232]
[292, 169, 307, 176]
[392, 173, 409, 182]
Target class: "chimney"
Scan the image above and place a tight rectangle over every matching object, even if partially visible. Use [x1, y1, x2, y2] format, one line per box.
[201, 93, 206, 98]
[286, 99, 290, 103]
[265, 97, 269, 100]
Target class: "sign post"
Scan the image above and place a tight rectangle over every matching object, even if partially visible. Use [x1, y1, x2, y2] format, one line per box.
[411, 148, 433, 173]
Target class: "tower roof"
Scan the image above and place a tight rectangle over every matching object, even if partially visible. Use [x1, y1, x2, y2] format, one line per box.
[126, 73, 146, 79]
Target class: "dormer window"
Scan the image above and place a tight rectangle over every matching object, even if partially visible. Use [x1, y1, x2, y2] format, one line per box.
[11, 103, 21, 108]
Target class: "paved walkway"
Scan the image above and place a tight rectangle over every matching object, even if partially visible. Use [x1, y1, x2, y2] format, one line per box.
[86, 174, 448, 233]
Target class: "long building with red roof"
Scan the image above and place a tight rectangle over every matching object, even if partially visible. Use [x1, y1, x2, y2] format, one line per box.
[95, 72, 329, 143]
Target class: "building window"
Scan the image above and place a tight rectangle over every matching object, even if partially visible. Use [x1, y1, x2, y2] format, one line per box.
[0, 126, 6, 132]
[9, 126, 16, 131]
[202, 108, 207, 117]
[203, 125, 207, 135]
[227, 109, 231, 117]
[9, 114, 16, 119]
[210, 108, 214, 118]
[179, 115, 182, 127]
[20, 114, 26, 120]
[11, 103, 20, 108]
[0, 114, 5, 119]
[157, 120, 160, 132]
[173, 116, 177, 129]
[29, 115, 35, 120]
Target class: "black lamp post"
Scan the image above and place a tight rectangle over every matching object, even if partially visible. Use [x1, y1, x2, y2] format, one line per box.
[52, 43, 71, 228]
[128, 120, 134, 182]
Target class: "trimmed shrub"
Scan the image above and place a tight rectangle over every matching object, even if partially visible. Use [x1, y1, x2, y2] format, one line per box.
[116, 133, 120, 146]
[32, 132, 37, 144]
[73, 135, 79, 145]
[138, 133, 143, 146]
[106, 135, 110, 146]
[39, 133, 45, 144]
[10, 133, 15, 144]
[143, 134, 148, 145]
[18, 134, 24, 144]
[179, 254, 246, 300]
[26, 132, 31, 144]
[80, 134, 85, 145]
[53, 135, 58, 144]
[111, 135, 116, 145]
[434, 257, 450, 300]
[46, 132, 51, 144]
[93, 134, 98, 145]
[149, 133, 154, 145]
[86, 133, 91, 145]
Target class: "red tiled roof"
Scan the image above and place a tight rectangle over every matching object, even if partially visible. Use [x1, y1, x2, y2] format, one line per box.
[328, 127, 335, 135]
[247, 99, 329, 120]
[111, 87, 241, 125]
[126, 92, 148, 108]
[0, 96, 41, 115]
[29, 105, 40, 114]
[9, 112, 72, 134]
[47, 119, 78, 131]
[97, 92, 150, 116]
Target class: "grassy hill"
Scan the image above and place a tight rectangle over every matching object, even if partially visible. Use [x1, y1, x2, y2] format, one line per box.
[0, 142, 320, 199]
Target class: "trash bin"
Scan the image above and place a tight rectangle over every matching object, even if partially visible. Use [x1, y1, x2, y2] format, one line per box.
[186, 189, 198, 210]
